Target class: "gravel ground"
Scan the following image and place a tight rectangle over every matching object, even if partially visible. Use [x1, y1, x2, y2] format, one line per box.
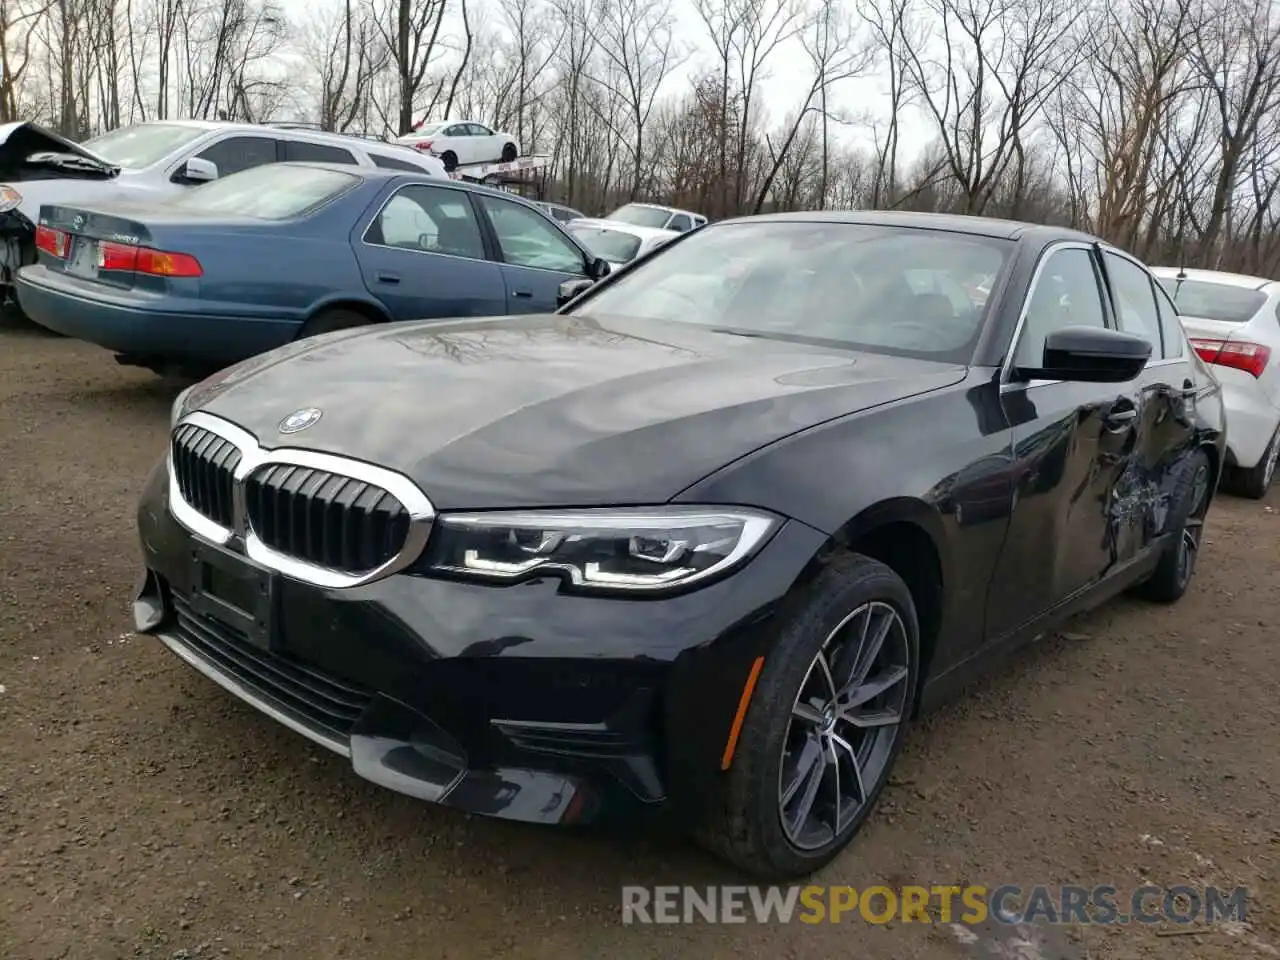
[1, 319, 1277, 960]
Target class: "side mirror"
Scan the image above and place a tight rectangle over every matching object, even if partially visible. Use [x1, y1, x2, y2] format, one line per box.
[587, 257, 611, 280]
[1018, 326, 1151, 383]
[557, 277, 596, 308]
[179, 157, 218, 183]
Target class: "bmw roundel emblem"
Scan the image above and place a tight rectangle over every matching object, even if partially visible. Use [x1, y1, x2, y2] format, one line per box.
[278, 407, 322, 434]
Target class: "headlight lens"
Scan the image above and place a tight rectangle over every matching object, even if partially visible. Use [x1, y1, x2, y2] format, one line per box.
[170, 385, 194, 427]
[424, 506, 780, 593]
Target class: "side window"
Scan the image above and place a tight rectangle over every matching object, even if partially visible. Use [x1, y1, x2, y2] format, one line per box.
[444, 125, 469, 137]
[365, 185, 486, 260]
[1152, 282, 1184, 358]
[467, 123, 493, 136]
[193, 136, 280, 177]
[478, 195, 587, 274]
[371, 153, 426, 172]
[283, 140, 357, 164]
[1013, 247, 1108, 370]
[668, 214, 693, 232]
[1102, 252, 1161, 351]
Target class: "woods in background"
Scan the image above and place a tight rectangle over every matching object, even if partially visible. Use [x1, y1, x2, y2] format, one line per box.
[2, 0, 1278, 272]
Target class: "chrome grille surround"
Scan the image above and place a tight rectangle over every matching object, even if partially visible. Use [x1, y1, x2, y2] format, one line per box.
[167, 411, 435, 589]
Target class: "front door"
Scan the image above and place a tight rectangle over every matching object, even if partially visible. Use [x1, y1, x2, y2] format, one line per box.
[985, 242, 1145, 640]
[474, 193, 591, 313]
[1101, 249, 1198, 561]
[355, 182, 506, 320]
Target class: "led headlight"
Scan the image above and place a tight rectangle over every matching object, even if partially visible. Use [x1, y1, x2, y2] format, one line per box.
[425, 505, 780, 593]
[170, 385, 194, 427]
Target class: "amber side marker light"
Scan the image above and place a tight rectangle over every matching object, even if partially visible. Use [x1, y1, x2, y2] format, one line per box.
[720, 656, 766, 771]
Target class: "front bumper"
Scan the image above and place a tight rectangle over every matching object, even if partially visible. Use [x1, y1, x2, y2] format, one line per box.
[134, 460, 827, 827]
[16, 265, 301, 365]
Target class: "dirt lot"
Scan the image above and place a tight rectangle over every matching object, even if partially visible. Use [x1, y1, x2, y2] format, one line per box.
[1, 319, 1277, 960]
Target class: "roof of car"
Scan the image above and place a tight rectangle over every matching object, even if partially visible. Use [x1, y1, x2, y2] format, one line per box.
[1148, 266, 1276, 289]
[142, 119, 417, 154]
[568, 218, 679, 240]
[723, 209, 1100, 243]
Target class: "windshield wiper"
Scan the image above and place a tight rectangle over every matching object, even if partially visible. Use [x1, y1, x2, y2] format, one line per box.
[25, 151, 119, 175]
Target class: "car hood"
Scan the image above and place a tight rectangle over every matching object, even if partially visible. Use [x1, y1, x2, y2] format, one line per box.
[186, 313, 967, 509]
[0, 121, 117, 174]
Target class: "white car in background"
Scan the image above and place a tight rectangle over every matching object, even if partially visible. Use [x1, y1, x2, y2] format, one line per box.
[394, 121, 520, 171]
[564, 218, 679, 269]
[1152, 266, 1280, 498]
[0, 119, 445, 308]
[603, 202, 707, 233]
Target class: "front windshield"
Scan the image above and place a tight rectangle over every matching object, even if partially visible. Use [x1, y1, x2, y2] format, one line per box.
[567, 224, 642, 263]
[606, 204, 672, 228]
[81, 123, 207, 170]
[167, 165, 359, 219]
[568, 220, 1012, 362]
[1156, 278, 1267, 323]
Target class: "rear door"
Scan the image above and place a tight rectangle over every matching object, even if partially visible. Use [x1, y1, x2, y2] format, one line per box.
[473, 192, 592, 312]
[355, 181, 506, 320]
[985, 242, 1145, 640]
[1100, 249, 1198, 561]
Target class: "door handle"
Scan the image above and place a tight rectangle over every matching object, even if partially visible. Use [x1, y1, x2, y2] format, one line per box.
[1104, 398, 1138, 430]
[376, 272, 400, 285]
[511, 289, 533, 299]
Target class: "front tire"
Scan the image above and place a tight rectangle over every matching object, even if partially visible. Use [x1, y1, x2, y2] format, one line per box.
[697, 554, 919, 879]
[1135, 449, 1211, 603]
[440, 150, 458, 172]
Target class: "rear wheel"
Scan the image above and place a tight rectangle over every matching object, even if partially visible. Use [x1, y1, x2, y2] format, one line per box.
[298, 307, 374, 340]
[1135, 449, 1211, 603]
[440, 150, 458, 172]
[696, 554, 918, 879]
[500, 142, 518, 162]
[1223, 424, 1280, 499]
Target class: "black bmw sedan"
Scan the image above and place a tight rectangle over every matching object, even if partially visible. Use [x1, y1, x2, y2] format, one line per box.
[134, 211, 1225, 879]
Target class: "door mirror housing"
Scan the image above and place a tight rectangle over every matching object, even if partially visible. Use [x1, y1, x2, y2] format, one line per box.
[557, 277, 596, 309]
[1018, 326, 1152, 383]
[178, 157, 218, 183]
[587, 256, 611, 280]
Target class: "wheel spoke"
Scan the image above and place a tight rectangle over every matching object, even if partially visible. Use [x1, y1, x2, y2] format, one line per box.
[842, 706, 903, 729]
[840, 664, 909, 712]
[792, 702, 824, 726]
[781, 735, 823, 807]
[785, 742, 827, 836]
[815, 650, 839, 703]
[831, 733, 866, 803]
[850, 607, 894, 689]
[828, 739, 842, 836]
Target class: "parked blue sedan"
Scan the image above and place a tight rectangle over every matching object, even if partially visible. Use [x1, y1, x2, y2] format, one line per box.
[16, 163, 611, 374]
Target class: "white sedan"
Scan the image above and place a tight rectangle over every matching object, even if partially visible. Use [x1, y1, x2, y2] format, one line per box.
[564, 219, 679, 269]
[395, 120, 520, 171]
[1152, 266, 1280, 498]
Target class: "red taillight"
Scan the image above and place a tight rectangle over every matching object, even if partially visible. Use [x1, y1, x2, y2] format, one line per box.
[96, 240, 202, 278]
[413, 140, 433, 151]
[1190, 337, 1271, 378]
[35, 225, 69, 258]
